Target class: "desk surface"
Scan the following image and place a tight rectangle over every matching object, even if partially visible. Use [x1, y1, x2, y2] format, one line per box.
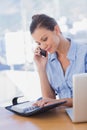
[0, 107, 87, 130]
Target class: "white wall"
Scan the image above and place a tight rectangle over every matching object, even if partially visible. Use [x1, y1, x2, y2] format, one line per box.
[0, 70, 42, 106]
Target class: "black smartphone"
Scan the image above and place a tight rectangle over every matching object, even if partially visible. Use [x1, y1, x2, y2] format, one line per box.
[40, 48, 47, 57]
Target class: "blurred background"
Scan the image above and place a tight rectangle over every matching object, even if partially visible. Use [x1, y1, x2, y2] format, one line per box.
[0, 0, 87, 106]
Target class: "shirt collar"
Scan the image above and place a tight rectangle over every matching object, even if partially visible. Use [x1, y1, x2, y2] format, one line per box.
[67, 39, 77, 61]
[48, 53, 57, 62]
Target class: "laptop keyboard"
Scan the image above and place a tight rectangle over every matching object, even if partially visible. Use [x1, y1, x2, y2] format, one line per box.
[11, 101, 39, 113]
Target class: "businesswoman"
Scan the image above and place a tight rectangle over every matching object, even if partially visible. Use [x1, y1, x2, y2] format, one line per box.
[29, 14, 87, 107]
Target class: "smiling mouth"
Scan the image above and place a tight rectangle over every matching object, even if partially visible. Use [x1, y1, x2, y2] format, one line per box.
[45, 47, 51, 52]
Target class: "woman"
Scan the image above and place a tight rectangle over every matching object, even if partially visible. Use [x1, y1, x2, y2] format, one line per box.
[29, 14, 87, 107]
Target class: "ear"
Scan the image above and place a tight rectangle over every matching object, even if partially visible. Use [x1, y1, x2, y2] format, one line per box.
[54, 25, 61, 35]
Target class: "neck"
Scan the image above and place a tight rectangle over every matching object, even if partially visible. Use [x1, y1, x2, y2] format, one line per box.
[57, 37, 70, 57]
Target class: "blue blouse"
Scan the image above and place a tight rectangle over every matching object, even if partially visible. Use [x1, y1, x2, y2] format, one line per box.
[46, 40, 87, 99]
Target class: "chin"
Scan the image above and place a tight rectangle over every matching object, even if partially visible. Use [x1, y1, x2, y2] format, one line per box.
[47, 48, 56, 54]
[48, 50, 55, 54]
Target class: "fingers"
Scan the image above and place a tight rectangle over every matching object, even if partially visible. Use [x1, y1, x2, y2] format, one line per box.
[33, 100, 46, 107]
[34, 47, 48, 57]
[33, 98, 55, 107]
[34, 47, 41, 56]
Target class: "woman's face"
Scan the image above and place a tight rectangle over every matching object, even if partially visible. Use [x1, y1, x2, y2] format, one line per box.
[32, 26, 60, 54]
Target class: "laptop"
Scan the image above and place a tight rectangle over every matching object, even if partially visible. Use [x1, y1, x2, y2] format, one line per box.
[66, 73, 87, 123]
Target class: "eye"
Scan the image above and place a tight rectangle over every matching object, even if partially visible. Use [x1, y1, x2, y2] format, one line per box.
[42, 37, 48, 41]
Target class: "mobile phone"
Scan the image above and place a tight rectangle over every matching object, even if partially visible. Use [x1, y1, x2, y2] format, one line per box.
[40, 48, 47, 57]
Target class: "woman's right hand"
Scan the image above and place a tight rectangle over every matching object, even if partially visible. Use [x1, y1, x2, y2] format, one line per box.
[33, 98, 72, 108]
[34, 47, 48, 71]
